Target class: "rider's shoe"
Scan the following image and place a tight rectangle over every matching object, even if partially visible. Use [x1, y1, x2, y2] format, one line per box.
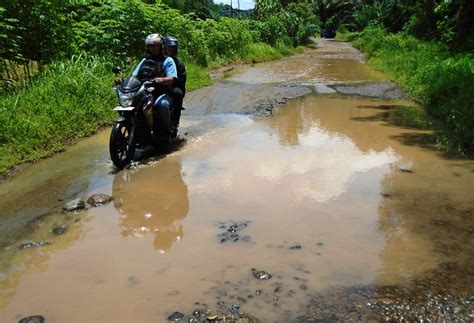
[171, 125, 178, 139]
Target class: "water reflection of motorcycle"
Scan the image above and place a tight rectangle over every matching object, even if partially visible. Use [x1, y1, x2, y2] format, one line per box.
[112, 159, 189, 252]
[109, 62, 174, 169]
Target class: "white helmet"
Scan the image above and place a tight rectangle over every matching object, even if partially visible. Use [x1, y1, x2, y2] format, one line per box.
[145, 33, 163, 47]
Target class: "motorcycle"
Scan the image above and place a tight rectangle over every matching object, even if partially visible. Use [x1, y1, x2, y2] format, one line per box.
[109, 65, 172, 169]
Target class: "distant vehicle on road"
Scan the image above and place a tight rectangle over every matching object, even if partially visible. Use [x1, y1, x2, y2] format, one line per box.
[321, 28, 336, 39]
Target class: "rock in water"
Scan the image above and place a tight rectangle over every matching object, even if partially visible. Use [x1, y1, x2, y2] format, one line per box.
[230, 304, 240, 313]
[19, 316, 45, 323]
[52, 224, 67, 236]
[87, 194, 114, 207]
[20, 242, 50, 249]
[167, 311, 184, 321]
[252, 269, 272, 280]
[289, 244, 302, 250]
[63, 198, 86, 211]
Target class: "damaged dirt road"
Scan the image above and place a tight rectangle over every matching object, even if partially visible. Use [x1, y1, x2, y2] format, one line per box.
[1, 39, 473, 322]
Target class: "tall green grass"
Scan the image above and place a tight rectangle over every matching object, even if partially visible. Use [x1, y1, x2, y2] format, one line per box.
[185, 61, 213, 91]
[242, 42, 304, 64]
[353, 26, 474, 152]
[0, 55, 116, 173]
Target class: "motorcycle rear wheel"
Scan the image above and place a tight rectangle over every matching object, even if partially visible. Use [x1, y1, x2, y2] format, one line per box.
[109, 123, 136, 169]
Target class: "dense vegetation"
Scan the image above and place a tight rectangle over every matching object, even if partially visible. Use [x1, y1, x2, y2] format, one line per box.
[0, 0, 473, 174]
[0, 0, 319, 174]
[353, 26, 473, 151]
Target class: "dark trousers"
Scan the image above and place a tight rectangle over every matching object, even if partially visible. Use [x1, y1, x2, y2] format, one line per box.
[171, 87, 185, 127]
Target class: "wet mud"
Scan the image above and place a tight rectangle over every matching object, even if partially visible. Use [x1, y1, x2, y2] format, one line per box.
[1, 39, 473, 322]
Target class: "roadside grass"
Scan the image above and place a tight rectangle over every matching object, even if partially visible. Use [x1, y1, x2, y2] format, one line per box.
[353, 26, 474, 153]
[185, 61, 212, 91]
[389, 105, 432, 129]
[243, 43, 282, 63]
[0, 55, 116, 174]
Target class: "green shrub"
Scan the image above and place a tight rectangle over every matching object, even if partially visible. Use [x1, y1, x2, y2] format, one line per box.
[276, 43, 297, 56]
[353, 26, 474, 152]
[243, 43, 282, 63]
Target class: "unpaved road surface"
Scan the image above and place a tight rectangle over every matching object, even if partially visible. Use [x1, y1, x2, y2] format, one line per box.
[1, 40, 473, 322]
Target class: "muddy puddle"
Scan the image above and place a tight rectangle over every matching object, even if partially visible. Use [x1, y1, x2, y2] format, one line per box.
[1, 94, 473, 322]
[1, 40, 473, 322]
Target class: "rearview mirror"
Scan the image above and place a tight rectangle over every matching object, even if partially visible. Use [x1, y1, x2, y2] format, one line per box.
[112, 66, 122, 74]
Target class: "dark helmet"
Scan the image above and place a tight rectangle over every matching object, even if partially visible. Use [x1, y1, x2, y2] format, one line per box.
[164, 36, 179, 47]
[145, 33, 163, 47]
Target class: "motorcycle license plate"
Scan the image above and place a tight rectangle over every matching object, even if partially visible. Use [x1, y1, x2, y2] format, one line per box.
[114, 106, 135, 111]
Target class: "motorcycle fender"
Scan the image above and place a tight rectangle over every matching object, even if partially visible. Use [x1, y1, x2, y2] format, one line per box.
[114, 116, 128, 124]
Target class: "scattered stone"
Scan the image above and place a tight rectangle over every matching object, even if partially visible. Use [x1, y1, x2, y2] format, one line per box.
[87, 194, 114, 207]
[63, 198, 86, 211]
[20, 241, 50, 249]
[399, 164, 413, 173]
[52, 224, 67, 236]
[317, 241, 324, 246]
[252, 269, 272, 280]
[300, 284, 308, 290]
[289, 244, 302, 250]
[19, 316, 45, 323]
[189, 308, 207, 323]
[167, 311, 184, 321]
[218, 221, 252, 244]
[255, 289, 262, 295]
[230, 304, 240, 313]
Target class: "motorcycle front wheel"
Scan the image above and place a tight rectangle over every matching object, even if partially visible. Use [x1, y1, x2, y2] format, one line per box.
[109, 122, 136, 169]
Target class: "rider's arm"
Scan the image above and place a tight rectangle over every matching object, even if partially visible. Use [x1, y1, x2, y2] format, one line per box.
[132, 58, 146, 77]
[154, 57, 177, 86]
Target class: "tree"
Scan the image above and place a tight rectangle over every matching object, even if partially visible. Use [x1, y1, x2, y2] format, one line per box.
[184, 0, 214, 19]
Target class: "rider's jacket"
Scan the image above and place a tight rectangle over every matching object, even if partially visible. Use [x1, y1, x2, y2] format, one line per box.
[132, 55, 177, 95]
[169, 56, 186, 95]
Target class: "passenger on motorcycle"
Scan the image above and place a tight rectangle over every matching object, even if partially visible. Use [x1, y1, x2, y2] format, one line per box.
[164, 36, 187, 135]
[133, 33, 177, 138]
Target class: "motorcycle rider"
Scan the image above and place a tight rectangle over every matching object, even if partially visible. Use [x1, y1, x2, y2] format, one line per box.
[133, 33, 177, 138]
[164, 36, 187, 137]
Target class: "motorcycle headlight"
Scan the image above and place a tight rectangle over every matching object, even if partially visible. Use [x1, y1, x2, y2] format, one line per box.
[119, 93, 134, 107]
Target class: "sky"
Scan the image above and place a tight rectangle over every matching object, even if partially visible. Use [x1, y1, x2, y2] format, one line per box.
[215, 0, 255, 10]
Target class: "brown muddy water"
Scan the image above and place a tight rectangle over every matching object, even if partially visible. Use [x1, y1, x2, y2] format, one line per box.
[1, 40, 473, 322]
